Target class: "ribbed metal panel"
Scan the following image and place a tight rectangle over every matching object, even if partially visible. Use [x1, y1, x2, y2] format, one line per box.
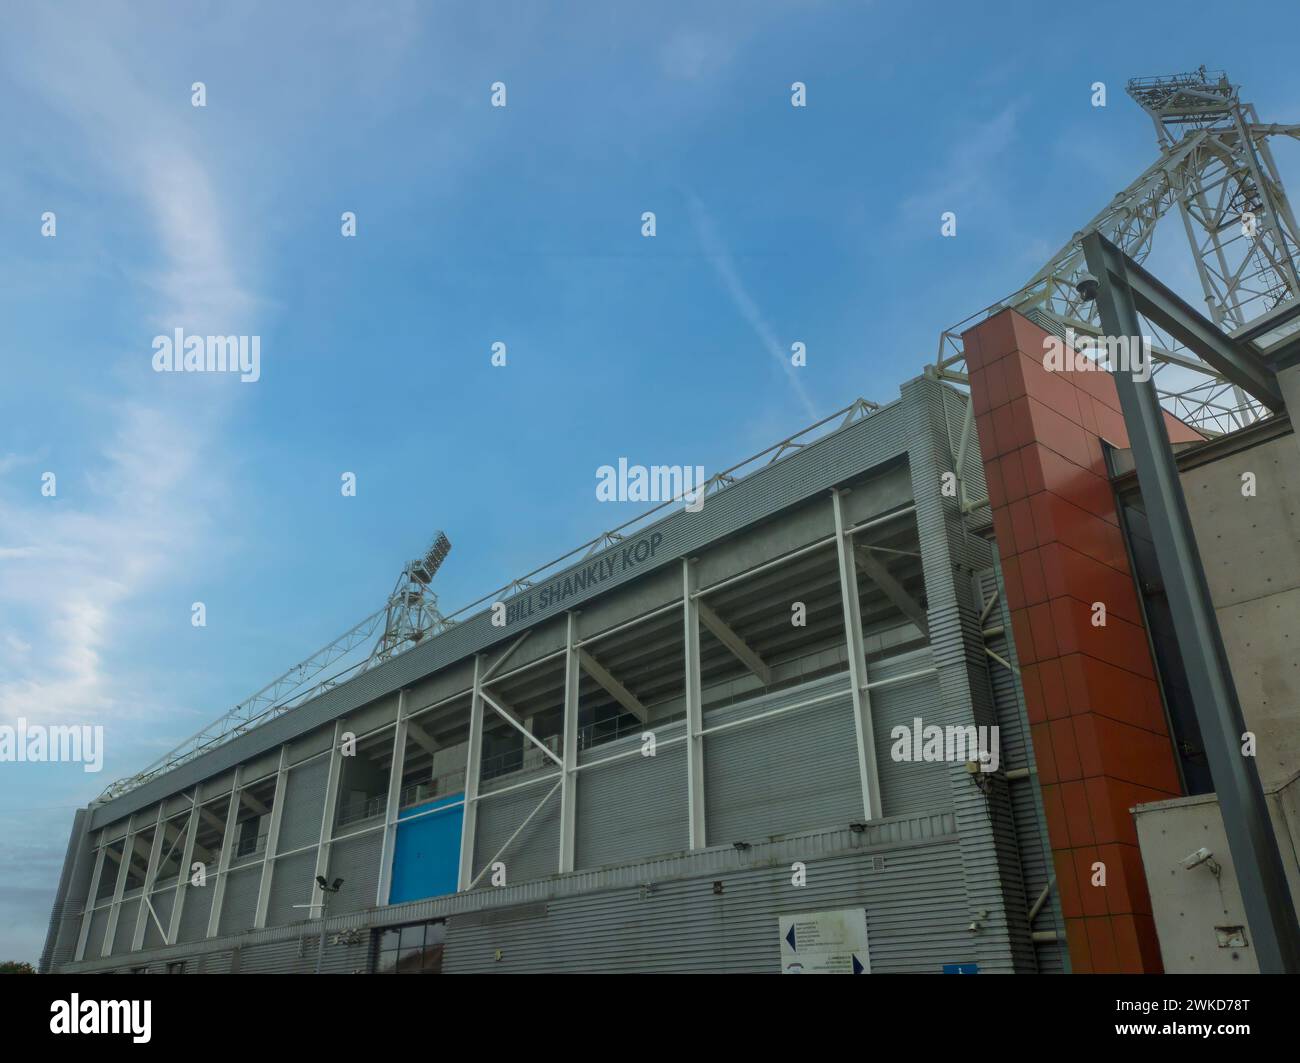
[86, 907, 109, 957]
[902, 376, 1034, 973]
[978, 565, 1069, 973]
[474, 772, 561, 886]
[176, 881, 214, 943]
[112, 898, 140, 955]
[142, 888, 174, 950]
[39, 809, 90, 973]
[218, 865, 262, 935]
[278, 758, 329, 852]
[325, 829, 384, 916]
[576, 730, 688, 870]
[238, 938, 305, 974]
[705, 674, 862, 843]
[868, 649, 954, 817]
[267, 849, 318, 927]
[444, 838, 966, 973]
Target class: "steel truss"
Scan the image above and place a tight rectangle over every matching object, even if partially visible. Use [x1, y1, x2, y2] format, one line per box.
[934, 68, 1300, 437]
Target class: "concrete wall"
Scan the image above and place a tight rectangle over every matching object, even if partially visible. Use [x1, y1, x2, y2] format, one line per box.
[1134, 772, 1300, 973]
[1180, 425, 1300, 791]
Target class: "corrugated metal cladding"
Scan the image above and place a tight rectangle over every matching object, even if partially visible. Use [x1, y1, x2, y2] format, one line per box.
[475, 772, 563, 886]
[576, 728, 688, 870]
[113, 898, 140, 953]
[267, 848, 318, 927]
[176, 882, 213, 944]
[977, 566, 1069, 973]
[277, 757, 329, 852]
[869, 648, 953, 818]
[219, 865, 262, 935]
[443, 838, 968, 973]
[325, 829, 384, 916]
[86, 907, 109, 957]
[705, 674, 863, 842]
[39, 809, 90, 973]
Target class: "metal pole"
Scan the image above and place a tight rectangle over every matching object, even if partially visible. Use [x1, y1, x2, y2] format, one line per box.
[1083, 231, 1300, 973]
[315, 895, 329, 975]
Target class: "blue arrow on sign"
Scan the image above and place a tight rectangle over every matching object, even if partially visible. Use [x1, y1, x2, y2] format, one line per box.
[785, 925, 797, 951]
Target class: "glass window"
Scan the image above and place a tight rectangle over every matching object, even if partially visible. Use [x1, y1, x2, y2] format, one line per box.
[374, 920, 446, 973]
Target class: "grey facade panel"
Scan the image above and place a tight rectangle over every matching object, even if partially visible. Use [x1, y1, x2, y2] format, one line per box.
[868, 648, 954, 818]
[176, 881, 214, 944]
[978, 566, 1069, 973]
[39, 808, 91, 973]
[267, 849, 318, 927]
[219, 865, 263, 936]
[86, 907, 110, 958]
[475, 773, 562, 886]
[705, 674, 863, 843]
[326, 829, 384, 917]
[576, 732, 688, 871]
[113, 898, 140, 955]
[443, 838, 967, 973]
[277, 758, 329, 853]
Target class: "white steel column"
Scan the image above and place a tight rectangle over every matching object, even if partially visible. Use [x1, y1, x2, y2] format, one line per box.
[100, 815, 135, 958]
[167, 791, 201, 944]
[682, 558, 707, 849]
[254, 747, 290, 928]
[310, 721, 346, 917]
[130, 804, 166, 950]
[73, 836, 105, 962]
[833, 489, 882, 820]
[206, 766, 243, 939]
[457, 656, 486, 890]
[376, 693, 409, 907]
[558, 612, 580, 873]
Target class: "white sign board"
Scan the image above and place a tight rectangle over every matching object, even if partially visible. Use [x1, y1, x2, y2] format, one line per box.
[778, 909, 869, 974]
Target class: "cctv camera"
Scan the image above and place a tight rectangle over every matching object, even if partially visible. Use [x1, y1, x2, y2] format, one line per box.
[1075, 272, 1099, 302]
[1180, 847, 1220, 874]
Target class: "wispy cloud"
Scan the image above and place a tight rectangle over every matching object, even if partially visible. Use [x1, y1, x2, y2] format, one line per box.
[0, 12, 256, 731]
[899, 102, 1024, 226]
[687, 193, 818, 419]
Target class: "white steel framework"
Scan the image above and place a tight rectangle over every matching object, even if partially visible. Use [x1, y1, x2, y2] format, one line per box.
[934, 68, 1300, 436]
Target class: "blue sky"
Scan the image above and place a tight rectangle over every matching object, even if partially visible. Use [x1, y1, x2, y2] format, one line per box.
[3, 0, 1300, 963]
